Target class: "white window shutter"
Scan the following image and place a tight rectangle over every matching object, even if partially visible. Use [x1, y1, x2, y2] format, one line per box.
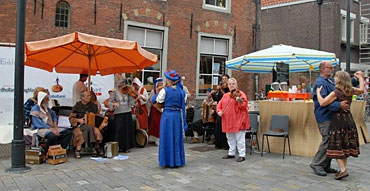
[127, 27, 145, 47]
[200, 37, 214, 54]
[215, 39, 228, 55]
[146, 30, 163, 49]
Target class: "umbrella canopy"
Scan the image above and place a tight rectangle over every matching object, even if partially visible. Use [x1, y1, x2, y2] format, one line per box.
[25, 32, 158, 89]
[226, 44, 338, 73]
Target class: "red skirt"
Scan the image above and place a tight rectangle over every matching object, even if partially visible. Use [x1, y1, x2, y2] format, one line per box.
[148, 106, 161, 138]
[135, 105, 148, 130]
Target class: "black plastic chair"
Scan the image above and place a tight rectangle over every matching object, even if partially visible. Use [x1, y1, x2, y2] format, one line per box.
[261, 115, 291, 159]
[191, 109, 204, 141]
[245, 113, 259, 155]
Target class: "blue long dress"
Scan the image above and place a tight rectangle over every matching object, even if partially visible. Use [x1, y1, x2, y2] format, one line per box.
[159, 86, 187, 167]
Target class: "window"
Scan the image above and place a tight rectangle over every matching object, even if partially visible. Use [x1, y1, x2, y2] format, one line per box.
[203, 0, 231, 13]
[126, 26, 164, 92]
[361, 17, 369, 44]
[206, 0, 226, 8]
[55, 1, 70, 28]
[341, 10, 356, 43]
[198, 36, 229, 95]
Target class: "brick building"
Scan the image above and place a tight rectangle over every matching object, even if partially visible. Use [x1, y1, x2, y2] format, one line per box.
[260, 0, 370, 90]
[0, 0, 258, 100]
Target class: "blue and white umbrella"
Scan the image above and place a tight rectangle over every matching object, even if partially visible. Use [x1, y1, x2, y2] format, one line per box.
[226, 44, 339, 73]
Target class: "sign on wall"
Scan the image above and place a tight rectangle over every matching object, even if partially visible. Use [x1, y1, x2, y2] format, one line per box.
[0, 46, 114, 127]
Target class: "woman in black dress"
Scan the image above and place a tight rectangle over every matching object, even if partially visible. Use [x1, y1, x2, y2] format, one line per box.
[108, 79, 135, 153]
[212, 74, 230, 149]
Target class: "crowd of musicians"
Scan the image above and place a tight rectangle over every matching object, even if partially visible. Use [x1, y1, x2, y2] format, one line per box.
[24, 70, 251, 167]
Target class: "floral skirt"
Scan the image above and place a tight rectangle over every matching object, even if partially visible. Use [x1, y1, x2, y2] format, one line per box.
[327, 112, 360, 159]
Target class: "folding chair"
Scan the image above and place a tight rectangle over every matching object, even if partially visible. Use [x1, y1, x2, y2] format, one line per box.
[246, 113, 259, 155]
[261, 115, 291, 159]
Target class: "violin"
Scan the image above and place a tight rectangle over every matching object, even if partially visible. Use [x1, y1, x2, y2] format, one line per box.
[230, 89, 243, 103]
[121, 85, 138, 98]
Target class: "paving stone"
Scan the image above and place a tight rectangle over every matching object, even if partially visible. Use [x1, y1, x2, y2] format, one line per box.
[1, 129, 370, 191]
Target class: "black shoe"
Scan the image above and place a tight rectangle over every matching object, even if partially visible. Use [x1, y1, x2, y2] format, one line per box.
[96, 148, 104, 157]
[310, 164, 327, 176]
[222, 155, 235, 159]
[324, 167, 339, 174]
[236, 157, 245, 162]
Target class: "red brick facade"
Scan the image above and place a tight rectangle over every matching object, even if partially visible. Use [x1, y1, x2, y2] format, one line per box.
[0, 0, 257, 100]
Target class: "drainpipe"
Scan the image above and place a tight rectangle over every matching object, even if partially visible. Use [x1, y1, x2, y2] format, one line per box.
[254, 0, 260, 52]
[318, 0, 322, 50]
[253, 0, 260, 100]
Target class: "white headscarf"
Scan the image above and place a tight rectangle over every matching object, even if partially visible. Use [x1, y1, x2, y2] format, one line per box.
[133, 77, 143, 88]
[37, 91, 48, 107]
[37, 91, 49, 117]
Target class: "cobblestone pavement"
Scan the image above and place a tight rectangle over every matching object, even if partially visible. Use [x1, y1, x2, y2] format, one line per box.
[0, 144, 10, 160]
[1, 135, 370, 191]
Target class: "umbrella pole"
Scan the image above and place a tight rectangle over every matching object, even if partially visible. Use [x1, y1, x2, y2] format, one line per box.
[309, 70, 312, 92]
[88, 46, 92, 91]
[88, 56, 91, 91]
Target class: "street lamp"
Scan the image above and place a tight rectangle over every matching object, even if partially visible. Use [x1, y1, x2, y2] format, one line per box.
[6, 0, 31, 173]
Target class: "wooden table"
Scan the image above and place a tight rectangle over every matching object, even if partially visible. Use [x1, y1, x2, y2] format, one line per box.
[259, 101, 369, 157]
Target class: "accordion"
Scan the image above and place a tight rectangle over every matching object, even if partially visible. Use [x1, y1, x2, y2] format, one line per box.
[202, 102, 217, 123]
[85, 113, 108, 131]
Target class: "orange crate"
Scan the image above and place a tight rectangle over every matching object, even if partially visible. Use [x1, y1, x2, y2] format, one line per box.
[287, 93, 310, 100]
[267, 92, 289, 101]
[268, 92, 309, 101]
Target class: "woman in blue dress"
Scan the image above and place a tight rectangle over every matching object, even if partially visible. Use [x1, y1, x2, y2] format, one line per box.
[156, 70, 187, 167]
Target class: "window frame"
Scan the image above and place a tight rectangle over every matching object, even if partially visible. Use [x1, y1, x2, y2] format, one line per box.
[55, 1, 70, 28]
[123, 21, 168, 91]
[340, 9, 356, 43]
[360, 17, 369, 44]
[196, 32, 232, 99]
[202, 0, 231, 14]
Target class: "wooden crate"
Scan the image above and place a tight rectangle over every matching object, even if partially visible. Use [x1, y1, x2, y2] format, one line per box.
[47, 145, 67, 165]
[26, 149, 44, 165]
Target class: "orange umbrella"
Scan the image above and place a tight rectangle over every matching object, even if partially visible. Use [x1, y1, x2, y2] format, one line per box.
[25, 32, 158, 89]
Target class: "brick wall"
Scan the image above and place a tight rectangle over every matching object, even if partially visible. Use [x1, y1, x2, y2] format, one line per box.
[0, 0, 257, 100]
[259, 0, 366, 93]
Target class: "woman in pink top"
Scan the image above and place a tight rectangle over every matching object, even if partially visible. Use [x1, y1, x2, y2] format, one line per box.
[217, 78, 250, 162]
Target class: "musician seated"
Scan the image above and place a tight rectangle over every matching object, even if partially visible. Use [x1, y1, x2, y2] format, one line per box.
[190, 88, 217, 144]
[69, 90, 104, 159]
[203, 88, 217, 144]
[30, 91, 73, 153]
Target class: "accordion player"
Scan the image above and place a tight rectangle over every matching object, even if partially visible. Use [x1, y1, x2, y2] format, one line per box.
[85, 113, 108, 131]
[202, 100, 217, 123]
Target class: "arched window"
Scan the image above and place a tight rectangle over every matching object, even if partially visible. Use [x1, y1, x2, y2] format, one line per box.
[55, 1, 70, 28]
